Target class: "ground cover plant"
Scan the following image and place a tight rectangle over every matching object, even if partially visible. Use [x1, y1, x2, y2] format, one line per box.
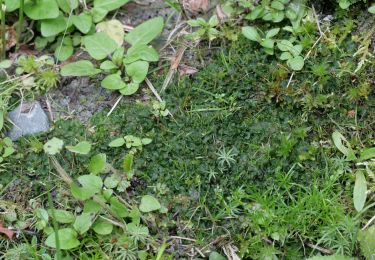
[0, 0, 374, 259]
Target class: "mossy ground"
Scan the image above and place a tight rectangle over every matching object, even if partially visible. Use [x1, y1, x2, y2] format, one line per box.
[1, 26, 375, 258]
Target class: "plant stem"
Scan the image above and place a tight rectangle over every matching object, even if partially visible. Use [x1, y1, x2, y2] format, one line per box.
[0, 0, 5, 60]
[17, 0, 24, 49]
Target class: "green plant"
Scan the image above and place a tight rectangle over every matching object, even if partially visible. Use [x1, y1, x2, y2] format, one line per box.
[37, 137, 163, 257]
[60, 16, 164, 97]
[241, 0, 309, 70]
[152, 101, 169, 118]
[109, 135, 152, 152]
[187, 15, 220, 41]
[337, 0, 367, 9]
[3, 0, 133, 61]
[332, 131, 375, 212]
[16, 55, 59, 92]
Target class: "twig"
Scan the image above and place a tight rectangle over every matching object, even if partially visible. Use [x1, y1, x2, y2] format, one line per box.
[160, 45, 187, 93]
[306, 242, 333, 255]
[169, 236, 197, 242]
[312, 5, 323, 36]
[145, 78, 163, 103]
[45, 95, 54, 122]
[362, 214, 375, 230]
[107, 95, 123, 117]
[286, 72, 295, 88]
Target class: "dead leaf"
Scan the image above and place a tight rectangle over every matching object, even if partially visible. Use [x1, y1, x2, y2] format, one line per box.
[0, 223, 14, 240]
[182, 0, 209, 13]
[179, 64, 198, 76]
[96, 19, 124, 47]
[4, 26, 17, 50]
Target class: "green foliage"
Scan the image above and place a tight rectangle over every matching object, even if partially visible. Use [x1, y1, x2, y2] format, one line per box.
[187, 15, 220, 41]
[239, 0, 309, 70]
[60, 17, 164, 97]
[358, 226, 375, 259]
[139, 195, 161, 213]
[332, 131, 375, 212]
[66, 141, 92, 155]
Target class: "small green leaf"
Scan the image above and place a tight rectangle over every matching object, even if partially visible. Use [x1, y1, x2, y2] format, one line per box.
[94, 0, 130, 12]
[44, 138, 64, 155]
[66, 141, 92, 155]
[360, 147, 375, 161]
[208, 15, 219, 27]
[83, 200, 102, 214]
[246, 6, 265, 20]
[71, 174, 103, 200]
[125, 17, 164, 46]
[49, 209, 75, 224]
[241, 26, 261, 42]
[119, 82, 140, 96]
[260, 39, 275, 49]
[354, 171, 367, 212]
[96, 19, 124, 46]
[110, 197, 128, 218]
[91, 7, 108, 23]
[92, 218, 113, 235]
[280, 52, 293, 60]
[271, 10, 285, 22]
[286, 8, 297, 20]
[287, 55, 304, 71]
[277, 40, 294, 52]
[104, 175, 120, 189]
[141, 138, 152, 145]
[126, 61, 149, 83]
[265, 28, 280, 38]
[83, 32, 118, 60]
[271, 0, 285, 10]
[41, 15, 68, 37]
[0, 60, 12, 69]
[72, 12, 93, 34]
[45, 228, 80, 250]
[139, 195, 161, 213]
[358, 225, 375, 259]
[88, 154, 107, 175]
[332, 131, 357, 161]
[55, 45, 73, 62]
[101, 74, 126, 90]
[57, 0, 78, 13]
[339, 0, 350, 9]
[112, 48, 125, 66]
[290, 44, 303, 57]
[100, 60, 117, 70]
[73, 213, 92, 235]
[123, 153, 134, 172]
[61, 60, 101, 77]
[24, 0, 59, 20]
[5, 0, 20, 12]
[369, 5, 375, 14]
[124, 45, 159, 64]
[108, 138, 126, 147]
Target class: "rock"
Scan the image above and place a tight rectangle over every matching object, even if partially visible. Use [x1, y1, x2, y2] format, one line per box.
[7, 101, 50, 141]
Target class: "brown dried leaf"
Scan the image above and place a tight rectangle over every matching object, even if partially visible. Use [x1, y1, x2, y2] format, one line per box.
[182, 0, 209, 13]
[179, 64, 198, 76]
[0, 223, 15, 240]
[5, 26, 17, 50]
